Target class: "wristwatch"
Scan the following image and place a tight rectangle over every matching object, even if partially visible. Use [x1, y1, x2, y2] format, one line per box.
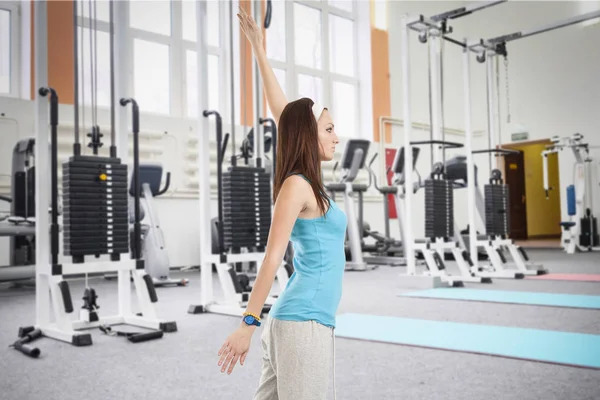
[242, 314, 261, 327]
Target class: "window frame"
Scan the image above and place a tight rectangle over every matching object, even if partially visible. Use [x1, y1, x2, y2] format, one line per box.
[267, 0, 364, 138]
[0, 1, 21, 99]
[76, 1, 229, 121]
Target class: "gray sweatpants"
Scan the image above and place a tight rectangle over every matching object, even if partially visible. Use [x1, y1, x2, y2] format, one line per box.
[253, 317, 336, 400]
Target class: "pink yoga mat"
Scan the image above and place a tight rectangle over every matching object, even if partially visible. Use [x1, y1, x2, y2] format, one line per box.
[528, 274, 600, 282]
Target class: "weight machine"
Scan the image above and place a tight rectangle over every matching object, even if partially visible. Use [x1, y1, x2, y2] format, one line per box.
[0, 139, 38, 283]
[189, 0, 288, 318]
[399, 2, 511, 288]
[463, 8, 600, 275]
[129, 164, 189, 286]
[13, 0, 176, 356]
[542, 134, 599, 253]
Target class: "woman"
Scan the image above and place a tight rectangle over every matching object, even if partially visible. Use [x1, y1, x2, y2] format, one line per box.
[217, 7, 347, 400]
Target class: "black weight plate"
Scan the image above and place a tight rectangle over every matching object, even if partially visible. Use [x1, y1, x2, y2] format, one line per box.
[63, 225, 129, 233]
[63, 210, 128, 220]
[63, 206, 128, 215]
[64, 237, 129, 246]
[64, 243, 129, 252]
[63, 193, 129, 202]
[63, 165, 128, 175]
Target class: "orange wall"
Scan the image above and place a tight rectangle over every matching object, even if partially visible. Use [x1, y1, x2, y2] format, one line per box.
[30, 0, 75, 103]
[370, 27, 390, 143]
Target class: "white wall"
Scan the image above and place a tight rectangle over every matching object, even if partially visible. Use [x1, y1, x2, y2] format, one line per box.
[386, 0, 600, 238]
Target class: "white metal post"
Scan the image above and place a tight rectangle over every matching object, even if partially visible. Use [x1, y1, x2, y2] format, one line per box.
[401, 15, 415, 274]
[252, 0, 265, 165]
[429, 30, 442, 162]
[196, 0, 212, 306]
[486, 54, 497, 171]
[463, 44, 478, 264]
[113, 0, 129, 162]
[113, 0, 132, 317]
[34, 0, 51, 327]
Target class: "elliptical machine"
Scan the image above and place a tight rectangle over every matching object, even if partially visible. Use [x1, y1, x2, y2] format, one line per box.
[326, 139, 378, 271]
[131, 164, 188, 287]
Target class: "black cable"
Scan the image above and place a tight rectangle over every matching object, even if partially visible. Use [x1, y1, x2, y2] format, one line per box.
[109, 0, 116, 156]
[73, 0, 79, 151]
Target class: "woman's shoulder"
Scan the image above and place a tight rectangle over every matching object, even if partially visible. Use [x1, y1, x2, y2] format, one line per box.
[287, 172, 311, 183]
[283, 173, 312, 189]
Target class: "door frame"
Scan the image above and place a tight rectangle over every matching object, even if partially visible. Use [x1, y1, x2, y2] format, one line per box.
[499, 138, 561, 240]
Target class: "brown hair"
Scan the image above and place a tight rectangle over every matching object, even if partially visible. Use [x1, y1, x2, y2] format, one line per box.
[273, 98, 330, 217]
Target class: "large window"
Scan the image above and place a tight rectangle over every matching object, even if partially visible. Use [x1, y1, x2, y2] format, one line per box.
[265, 1, 359, 137]
[0, 2, 20, 97]
[76, 1, 224, 118]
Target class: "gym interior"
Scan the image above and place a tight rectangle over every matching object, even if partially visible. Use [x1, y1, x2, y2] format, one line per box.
[1, 1, 599, 399]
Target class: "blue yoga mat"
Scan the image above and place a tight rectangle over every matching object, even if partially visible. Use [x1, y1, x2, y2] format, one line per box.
[400, 288, 600, 309]
[335, 313, 600, 369]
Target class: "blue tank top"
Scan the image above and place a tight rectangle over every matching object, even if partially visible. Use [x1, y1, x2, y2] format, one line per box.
[269, 174, 348, 328]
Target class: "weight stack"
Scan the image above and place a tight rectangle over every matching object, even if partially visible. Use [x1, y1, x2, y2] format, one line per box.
[424, 179, 453, 239]
[484, 183, 510, 236]
[579, 216, 599, 248]
[222, 167, 271, 251]
[62, 156, 130, 262]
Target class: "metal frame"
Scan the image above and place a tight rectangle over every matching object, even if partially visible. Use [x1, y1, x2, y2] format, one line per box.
[191, 0, 288, 318]
[28, 0, 175, 347]
[462, 8, 600, 269]
[458, 9, 600, 277]
[542, 134, 600, 254]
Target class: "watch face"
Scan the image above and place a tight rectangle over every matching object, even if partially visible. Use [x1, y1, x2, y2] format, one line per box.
[244, 316, 253, 324]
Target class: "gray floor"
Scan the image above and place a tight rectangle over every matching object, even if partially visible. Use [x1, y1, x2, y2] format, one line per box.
[1, 249, 600, 400]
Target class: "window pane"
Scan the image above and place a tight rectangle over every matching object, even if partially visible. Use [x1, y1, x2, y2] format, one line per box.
[373, 0, 387, 31]
[182, 0, 219, 46]
[130, 1, 171, 36]
[331, 81, 356, 137]
[0, 10, 10, 94]
[186, 51, 219, 117]
[267, 68, 286, 119]
[329, 0, 353, 12]
[294, 4, 322, 69]
[77, 28, 111, 107]
[134, 39, 170, 114]
[77, 1, 110, 22]
[266, 1, 286, 62]
[297, 74, 322, 105]
[329, 15, 354, 77]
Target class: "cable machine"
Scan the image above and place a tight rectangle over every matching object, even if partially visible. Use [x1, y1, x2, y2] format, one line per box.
[463, 8, 600, 275]
[12, 0, 176, 357]
[189, 0, 288, 318]
[399, 1, 509, 288]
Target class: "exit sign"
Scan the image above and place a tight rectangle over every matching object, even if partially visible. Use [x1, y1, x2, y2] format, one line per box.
[511, 131, 529, 141]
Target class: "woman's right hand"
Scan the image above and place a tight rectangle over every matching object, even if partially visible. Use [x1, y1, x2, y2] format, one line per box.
[217, 324, 255, 375]
[238, 5, 264, 51]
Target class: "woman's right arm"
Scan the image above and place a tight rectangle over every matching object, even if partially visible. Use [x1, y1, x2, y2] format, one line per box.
[238, 7, 288, 124]
[253, 45, 288, 124]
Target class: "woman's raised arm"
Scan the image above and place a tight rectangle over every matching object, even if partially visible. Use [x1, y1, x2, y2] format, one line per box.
[238, 6, 288, 124]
